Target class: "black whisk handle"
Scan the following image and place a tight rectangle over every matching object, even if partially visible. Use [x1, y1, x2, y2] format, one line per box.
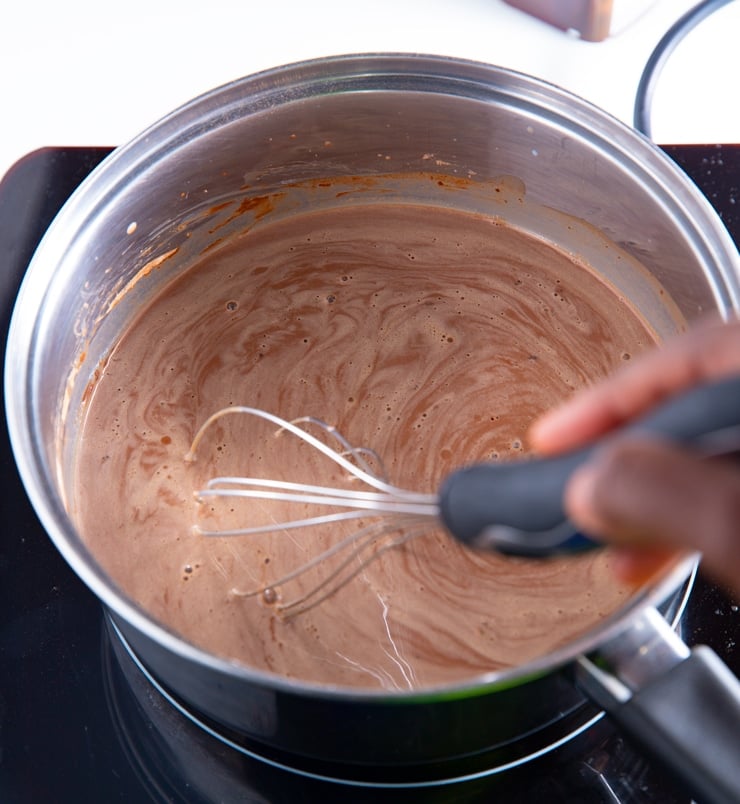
[439, 374, 740, 557]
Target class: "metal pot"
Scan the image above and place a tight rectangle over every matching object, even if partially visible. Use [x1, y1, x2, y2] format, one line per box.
[5, 55, 740, 801]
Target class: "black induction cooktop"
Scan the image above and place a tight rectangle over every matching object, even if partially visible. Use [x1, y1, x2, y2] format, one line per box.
[1, 145, 738, 803]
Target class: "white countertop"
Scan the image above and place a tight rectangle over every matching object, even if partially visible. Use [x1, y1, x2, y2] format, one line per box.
[2, 0, 739, 183]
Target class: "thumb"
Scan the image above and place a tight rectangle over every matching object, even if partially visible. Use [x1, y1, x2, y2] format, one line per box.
[565, 438, 740, 597]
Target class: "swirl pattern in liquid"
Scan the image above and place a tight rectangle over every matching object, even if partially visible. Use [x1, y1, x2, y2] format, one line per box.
[73, 202, 665, 689]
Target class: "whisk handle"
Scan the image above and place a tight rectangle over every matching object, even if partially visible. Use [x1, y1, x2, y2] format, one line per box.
[439, 374, 740, 557]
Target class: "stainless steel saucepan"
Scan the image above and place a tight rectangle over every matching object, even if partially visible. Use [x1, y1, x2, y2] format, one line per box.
[5, 55, 740, 802]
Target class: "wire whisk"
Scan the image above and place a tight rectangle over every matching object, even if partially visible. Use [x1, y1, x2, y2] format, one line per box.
[185, 407, 439, 617]
[185, 375, 740, 617]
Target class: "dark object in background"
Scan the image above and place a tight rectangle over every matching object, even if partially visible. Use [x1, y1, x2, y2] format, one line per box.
[1, 143, 738, 804]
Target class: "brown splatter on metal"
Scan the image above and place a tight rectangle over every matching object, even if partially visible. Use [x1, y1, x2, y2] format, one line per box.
[208, 194, 285, 236]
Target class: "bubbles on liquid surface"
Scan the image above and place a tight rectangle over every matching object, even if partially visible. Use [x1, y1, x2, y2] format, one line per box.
[262, 587, 278, 605]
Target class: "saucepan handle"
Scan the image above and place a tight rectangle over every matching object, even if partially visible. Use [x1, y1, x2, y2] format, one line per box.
[576, 607, 740, 804]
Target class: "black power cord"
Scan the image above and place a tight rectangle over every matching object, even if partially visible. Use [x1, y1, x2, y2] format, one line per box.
[633, 0, 736, 138]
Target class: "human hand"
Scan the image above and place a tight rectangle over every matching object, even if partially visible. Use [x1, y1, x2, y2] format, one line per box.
[529, 316, 740, 598]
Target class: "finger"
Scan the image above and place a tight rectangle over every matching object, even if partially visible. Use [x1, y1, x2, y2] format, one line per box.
[609, 546, 687, 588]
[530, 315, 740, 455]
[565, 438, 740, 598]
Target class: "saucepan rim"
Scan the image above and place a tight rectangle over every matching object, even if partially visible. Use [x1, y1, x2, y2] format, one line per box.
[4, 53, 737, 701]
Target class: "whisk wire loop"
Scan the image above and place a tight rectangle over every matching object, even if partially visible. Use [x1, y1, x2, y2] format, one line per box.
[186, 406, 433, 502]
[196, 477, 438, 516]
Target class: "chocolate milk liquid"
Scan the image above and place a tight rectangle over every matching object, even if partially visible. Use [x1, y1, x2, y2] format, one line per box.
[72, 198, 679, 690]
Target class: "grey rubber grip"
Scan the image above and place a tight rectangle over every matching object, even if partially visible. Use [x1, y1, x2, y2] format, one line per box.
[439, 374, 740, 553]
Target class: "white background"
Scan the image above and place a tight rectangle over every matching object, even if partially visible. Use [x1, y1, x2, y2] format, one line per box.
[1, 0, 739, 183]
